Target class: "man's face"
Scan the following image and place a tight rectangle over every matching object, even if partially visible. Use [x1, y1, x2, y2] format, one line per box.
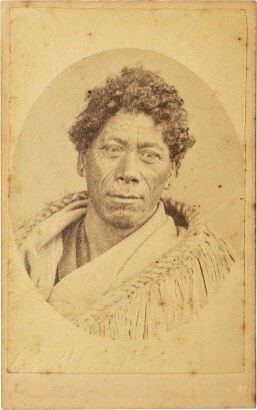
[80, 111, 173, 230]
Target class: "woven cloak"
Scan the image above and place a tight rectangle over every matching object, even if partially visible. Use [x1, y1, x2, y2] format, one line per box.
[16, 191, 235, 341]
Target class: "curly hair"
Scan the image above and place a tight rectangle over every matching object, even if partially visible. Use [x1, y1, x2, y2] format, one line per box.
[69, 66, 195, 167]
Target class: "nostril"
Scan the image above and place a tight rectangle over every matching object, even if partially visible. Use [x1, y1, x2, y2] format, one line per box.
[116, 175, 139, 184]
[128, 177, 139, 184]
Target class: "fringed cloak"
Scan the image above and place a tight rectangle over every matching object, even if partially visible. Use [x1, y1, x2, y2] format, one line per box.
[15, 191, 235, 341]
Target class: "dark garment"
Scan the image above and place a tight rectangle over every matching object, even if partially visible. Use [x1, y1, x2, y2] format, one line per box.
[55, 216, 90, 284]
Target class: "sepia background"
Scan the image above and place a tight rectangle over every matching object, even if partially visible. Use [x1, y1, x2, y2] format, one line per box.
[3, 2, 255, 409]
[8, 3, 246, 373]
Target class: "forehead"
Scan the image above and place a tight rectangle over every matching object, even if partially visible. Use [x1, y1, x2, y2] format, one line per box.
[98, 111, 165, 144]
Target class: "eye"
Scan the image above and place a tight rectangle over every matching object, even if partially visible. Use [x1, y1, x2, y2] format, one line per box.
[102, 145, 123, 157]
[140, 150, 161, 163]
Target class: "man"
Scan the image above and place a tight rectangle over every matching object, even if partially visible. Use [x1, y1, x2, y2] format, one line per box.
[17, 66, 234, 340]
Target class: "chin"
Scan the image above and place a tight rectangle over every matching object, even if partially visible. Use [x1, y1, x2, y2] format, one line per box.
[103, 209, 143, 230]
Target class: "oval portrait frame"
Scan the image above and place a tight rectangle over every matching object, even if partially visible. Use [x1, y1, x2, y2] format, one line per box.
[10, 47, 244, 251]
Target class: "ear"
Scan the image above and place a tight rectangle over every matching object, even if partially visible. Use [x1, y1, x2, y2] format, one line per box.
[164, 162, 177, 190]
[77, 151, 87, 177]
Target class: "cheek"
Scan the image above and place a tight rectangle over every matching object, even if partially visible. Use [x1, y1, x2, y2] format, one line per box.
[86, 156, 116, 191]
[143, 165, 170, 191]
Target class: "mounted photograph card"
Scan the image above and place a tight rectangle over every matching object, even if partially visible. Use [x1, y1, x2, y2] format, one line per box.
[2, 1, 256, 408]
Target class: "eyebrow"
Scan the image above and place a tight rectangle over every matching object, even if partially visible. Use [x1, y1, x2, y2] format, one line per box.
[137, 142, 164, 151]
[105, 137, 127, 146]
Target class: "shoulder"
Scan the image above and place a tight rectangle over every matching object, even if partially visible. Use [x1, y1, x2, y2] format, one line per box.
[14, 191, 89, 247]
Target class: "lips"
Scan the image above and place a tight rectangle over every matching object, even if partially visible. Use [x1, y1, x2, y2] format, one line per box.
[108, 193, 143, 200]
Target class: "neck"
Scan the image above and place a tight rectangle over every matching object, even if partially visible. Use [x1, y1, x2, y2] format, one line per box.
[85, 200, 142, 261]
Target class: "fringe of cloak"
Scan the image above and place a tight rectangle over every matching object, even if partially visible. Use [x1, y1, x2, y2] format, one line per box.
[71, 219, 235, 340]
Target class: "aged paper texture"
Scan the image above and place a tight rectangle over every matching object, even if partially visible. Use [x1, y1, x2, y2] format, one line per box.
[2, 1, 256, 408]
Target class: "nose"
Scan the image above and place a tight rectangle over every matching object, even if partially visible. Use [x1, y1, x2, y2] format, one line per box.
[115, 151, 140, 184]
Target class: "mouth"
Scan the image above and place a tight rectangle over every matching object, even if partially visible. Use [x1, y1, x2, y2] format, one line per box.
[107, 193, 143, 200]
